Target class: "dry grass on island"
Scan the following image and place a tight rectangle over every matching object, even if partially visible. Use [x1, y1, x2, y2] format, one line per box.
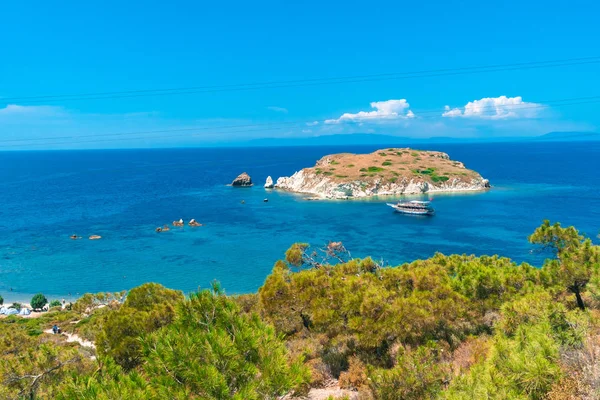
[275, 148, 490, 198]
[310, 148, 479, 183]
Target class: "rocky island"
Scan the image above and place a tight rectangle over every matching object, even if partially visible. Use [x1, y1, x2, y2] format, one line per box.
[275, 148, 490, 199]
[231, 172, 253, 187]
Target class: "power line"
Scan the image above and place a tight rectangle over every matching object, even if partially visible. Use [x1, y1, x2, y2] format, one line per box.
[2, 56, 599, 104]
[2, 96, 598, 148]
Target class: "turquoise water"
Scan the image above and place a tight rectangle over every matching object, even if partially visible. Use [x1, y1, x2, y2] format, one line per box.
[0, 142, 598, 302]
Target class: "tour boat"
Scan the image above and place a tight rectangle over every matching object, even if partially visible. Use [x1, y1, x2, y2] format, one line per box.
[387, 200, 435, 216]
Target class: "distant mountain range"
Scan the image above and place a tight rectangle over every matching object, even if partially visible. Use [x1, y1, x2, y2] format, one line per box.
[534, 131, 600, 141]
[244, 131, 600, 147]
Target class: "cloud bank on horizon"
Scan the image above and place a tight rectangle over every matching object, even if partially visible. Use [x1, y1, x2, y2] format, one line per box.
[0, 94, 593, 149]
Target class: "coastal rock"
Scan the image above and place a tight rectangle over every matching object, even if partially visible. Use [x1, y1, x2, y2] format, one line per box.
[173, 219, 184, 227]
[231, 172, 253, 187]
[274, 148, 490, 199]
[264, 176, 274, 188]
[189, 219, 202, 227]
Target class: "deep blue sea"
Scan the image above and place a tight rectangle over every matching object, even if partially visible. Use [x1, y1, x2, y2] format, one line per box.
[0, 142, 598, 302]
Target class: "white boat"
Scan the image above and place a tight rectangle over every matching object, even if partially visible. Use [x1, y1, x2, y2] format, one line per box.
[387, 200, 434, 216]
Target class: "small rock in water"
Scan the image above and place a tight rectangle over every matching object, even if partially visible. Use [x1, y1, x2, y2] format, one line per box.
[231, 172, 253, 187]
[189, 219, 202, 227]
[264, 176, 274, 188]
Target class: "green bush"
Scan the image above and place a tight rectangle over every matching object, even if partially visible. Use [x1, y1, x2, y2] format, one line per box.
[367, 166, 384, 172]
[382, 161, 392, 166]
[49, 300, 62, 308]
[30, 293, 47, 311]
[63, 288, 310, 399]
[369, 345, 448, 400]
[97, 283, 184, 370]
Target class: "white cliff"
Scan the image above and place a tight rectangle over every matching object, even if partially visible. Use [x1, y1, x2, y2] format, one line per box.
[264, 176, 274, 188]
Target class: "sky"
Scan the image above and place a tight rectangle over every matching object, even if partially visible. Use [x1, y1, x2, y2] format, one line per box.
[0, 0, 599, 149]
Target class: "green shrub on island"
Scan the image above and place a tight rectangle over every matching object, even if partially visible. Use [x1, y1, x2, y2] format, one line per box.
[30, 293, 48, 311]
[431, 175, 450, 183]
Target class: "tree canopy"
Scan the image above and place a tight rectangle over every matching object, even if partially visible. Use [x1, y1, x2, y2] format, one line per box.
[0, 220, 599, 399]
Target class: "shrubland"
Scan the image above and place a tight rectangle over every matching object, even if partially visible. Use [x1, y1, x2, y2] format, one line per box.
[0, 220, 598, 399]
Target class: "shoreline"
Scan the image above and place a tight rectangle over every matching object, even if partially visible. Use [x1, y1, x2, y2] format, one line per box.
[276, 184, 491, 200]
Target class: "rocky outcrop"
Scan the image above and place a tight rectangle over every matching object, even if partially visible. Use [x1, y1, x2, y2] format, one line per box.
[264, 176, 274, 188]
[274, 148, 490, 199]
[231, 172, 253, 187]
[275, 172, 489, 199]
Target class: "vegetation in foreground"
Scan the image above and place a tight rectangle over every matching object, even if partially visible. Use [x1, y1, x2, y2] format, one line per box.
[0, 220, 599, 399]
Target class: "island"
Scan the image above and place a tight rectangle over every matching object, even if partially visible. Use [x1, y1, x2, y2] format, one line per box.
[274, 148, 490, 199]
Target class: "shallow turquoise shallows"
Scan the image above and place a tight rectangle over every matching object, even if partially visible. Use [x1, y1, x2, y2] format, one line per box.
[0, 142, 598, 302]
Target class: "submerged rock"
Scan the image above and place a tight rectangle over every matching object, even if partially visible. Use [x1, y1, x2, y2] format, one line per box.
[231, 172, 253, 187]
[264, 176, 274, 188]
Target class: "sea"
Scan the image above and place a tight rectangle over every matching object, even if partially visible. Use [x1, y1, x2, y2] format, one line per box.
[0, 142, 598, 303]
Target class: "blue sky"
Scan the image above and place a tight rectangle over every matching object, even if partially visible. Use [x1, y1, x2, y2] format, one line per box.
[0, 0, 599, 149]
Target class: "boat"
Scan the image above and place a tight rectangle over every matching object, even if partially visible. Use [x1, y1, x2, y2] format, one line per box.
[387, 200, 434, 216]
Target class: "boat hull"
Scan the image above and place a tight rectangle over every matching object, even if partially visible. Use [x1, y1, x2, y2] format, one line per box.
[387, 203, 435, 216]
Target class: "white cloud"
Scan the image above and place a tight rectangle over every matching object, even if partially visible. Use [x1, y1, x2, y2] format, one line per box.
[0, 104, 65, 117]
[267, 106, 288, 113]
[325, 99, 415, 124]
[306, 121, 319, 126]
[442, 96, 543, 119]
